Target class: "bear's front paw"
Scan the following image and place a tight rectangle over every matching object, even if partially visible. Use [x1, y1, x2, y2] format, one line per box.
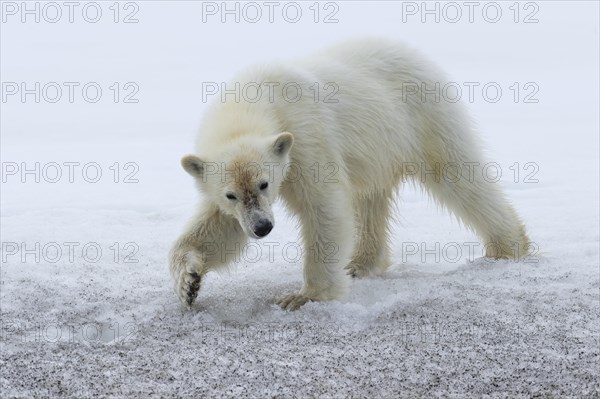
[170, 251, 204, 308]
[175, 271, 202, 308]
[276, 293, 313, 311]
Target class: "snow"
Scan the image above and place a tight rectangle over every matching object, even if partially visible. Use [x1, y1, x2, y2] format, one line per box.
[1, 1, 599, 397]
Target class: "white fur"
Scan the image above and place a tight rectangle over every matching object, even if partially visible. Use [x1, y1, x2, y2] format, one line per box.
[170, 38, 531, 310]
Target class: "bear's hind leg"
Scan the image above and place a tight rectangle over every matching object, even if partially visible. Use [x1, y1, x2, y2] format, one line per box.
[345, 191, 393, 278]
[419, 160, 531, 259]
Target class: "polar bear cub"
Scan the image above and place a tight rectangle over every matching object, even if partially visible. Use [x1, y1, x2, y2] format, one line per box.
[170, 38, 531, 310]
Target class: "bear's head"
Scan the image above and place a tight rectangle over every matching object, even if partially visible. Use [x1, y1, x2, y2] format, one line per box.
[180, 132, 294, 239]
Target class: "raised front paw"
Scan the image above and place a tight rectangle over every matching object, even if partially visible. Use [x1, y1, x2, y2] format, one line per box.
[170, 251, 204, 308]
[276, 293, 313, 311]
[175, 271, 202, 308]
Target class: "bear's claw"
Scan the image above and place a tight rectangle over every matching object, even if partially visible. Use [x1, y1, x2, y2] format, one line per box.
[185, 273, 201, 306]
[175, 269, 202, 308]
[171, 250, 205, 308]
[276, 293, 312, 311]
[344, 263, 369, 278]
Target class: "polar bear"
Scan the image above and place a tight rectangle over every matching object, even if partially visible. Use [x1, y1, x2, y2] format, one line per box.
[170, 38, 531, 310]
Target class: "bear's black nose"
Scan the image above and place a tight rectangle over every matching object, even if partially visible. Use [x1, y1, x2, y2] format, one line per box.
[253, 219, 273, 238]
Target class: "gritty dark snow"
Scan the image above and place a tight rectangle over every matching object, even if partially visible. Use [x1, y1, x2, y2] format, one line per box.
[2, 2, 599, 397]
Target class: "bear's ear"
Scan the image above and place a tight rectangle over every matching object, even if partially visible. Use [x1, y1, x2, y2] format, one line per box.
[272, 132, 294, 157]
[181, 155, 205, 178]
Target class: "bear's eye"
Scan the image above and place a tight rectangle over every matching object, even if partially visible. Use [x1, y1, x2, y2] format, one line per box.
[226, 193, 237, 201]
[259, 182, 268, 190]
